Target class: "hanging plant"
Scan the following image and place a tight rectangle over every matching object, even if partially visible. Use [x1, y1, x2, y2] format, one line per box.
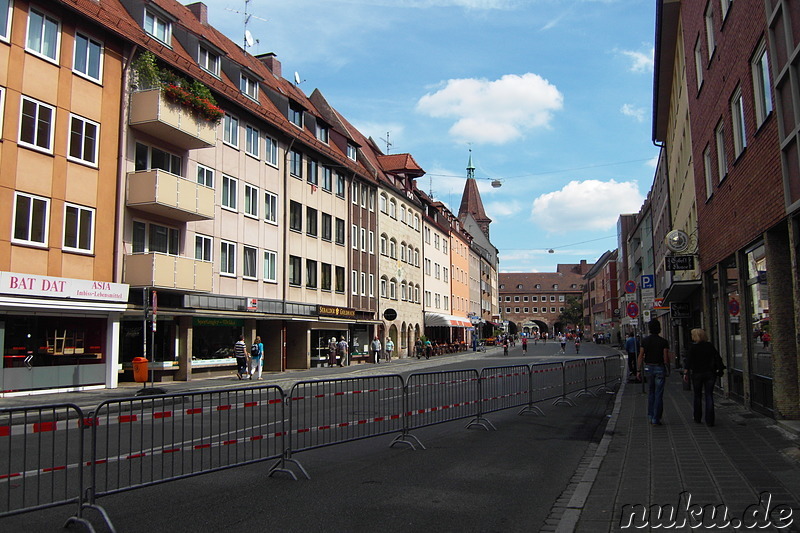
[131, 50, 160, 90]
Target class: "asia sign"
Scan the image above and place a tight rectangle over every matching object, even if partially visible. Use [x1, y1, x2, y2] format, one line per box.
[0, 271, 129, 302]
[665, 255, 695, 271]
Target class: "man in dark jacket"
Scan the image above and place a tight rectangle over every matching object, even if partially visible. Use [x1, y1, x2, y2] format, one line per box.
[683, 328, 723, 426]
[637, 319, 670, 425]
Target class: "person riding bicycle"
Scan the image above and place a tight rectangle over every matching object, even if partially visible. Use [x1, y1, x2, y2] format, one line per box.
[415, 339, 424, 359]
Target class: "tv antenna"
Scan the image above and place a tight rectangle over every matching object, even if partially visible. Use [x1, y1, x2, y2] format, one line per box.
[226, 0, 267, 51]
[380, 131, 393, 153]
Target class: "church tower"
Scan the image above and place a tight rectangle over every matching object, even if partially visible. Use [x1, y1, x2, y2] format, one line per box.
[458, 151, 492, 239]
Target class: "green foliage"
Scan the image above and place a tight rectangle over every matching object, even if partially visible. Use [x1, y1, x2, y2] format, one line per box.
[131, 50, 160, 90]
[558, 295, 585, 328]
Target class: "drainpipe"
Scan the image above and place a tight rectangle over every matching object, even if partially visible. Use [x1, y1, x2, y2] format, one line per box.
[281, 137, 296, 372]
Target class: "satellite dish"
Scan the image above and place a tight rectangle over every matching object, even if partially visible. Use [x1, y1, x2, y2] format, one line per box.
[294, 71, 301, 84]
[665, 229, 690, 253]
[245, 30, 254, 47]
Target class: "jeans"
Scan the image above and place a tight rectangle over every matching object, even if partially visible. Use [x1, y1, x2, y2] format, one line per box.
[691, 371, 716, 425]
[645, 364, 666, 423]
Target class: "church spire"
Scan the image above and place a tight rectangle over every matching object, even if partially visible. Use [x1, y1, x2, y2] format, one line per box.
[458, 150, 492, 240]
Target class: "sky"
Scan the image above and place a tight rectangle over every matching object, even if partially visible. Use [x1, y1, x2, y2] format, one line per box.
[205, 0, 659, 272]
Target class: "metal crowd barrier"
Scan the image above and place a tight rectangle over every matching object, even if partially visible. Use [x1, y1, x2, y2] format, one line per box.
[0, 356, 622, 530]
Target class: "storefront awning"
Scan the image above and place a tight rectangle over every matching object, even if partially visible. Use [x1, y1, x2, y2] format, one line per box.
[424, 312, 471, 328]
[662, 280, 702, 305]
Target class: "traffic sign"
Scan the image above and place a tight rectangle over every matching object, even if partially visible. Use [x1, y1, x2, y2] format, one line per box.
[626, 302, 639, 319]
[643, 310, 651, 322]
[728, 298, 740, 317]
[640, 274, 655, 290]
[624, 280, 637, 294]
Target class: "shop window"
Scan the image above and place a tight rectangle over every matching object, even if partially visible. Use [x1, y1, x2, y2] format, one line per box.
[3, 316, 106, 369]
[746, 244, 770, 378]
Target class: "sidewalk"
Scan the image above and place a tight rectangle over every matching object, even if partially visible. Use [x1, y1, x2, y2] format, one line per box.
[568, 371, 800, 531]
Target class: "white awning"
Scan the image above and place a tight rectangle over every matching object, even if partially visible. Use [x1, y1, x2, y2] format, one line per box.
[424, 312, 471, 328]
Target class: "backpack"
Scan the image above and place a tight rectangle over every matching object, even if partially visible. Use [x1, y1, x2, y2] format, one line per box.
[250, 343, 260, 358]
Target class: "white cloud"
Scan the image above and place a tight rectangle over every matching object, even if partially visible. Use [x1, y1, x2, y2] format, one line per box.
[485, 199, 523, 218]
[531, 180, 644, 233]
[618, 47, 654, 73]
[416, 73, 564, 144]
[620, 103, 645, 122]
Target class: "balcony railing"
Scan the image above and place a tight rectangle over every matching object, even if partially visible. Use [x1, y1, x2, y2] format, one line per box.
[129, 89, 216, 149]
[124, 253, 213, 292]
[126, 170, 215, 221]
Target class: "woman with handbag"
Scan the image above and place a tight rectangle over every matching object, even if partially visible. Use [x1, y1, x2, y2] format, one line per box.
[683, 328, 724, 427]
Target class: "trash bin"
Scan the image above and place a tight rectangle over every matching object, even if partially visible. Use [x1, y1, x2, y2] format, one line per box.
[132, 357, 149, 383]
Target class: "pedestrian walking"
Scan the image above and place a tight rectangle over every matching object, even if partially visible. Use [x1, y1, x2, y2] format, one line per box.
[233, 334, 248, 380]
[424, 338, 432, 359]
[328, 337, 338, 367]
[684, 328, 725, 426]
[574, 336, 581, 353]
[559, 333, 566, 354]
[249, 336, 263, 379]
[624, 332, 640, 381]
[337, 336, 348, 366]
[637, 319, 670, 425]
[370, 336, 382, 364]
[385, 337, 394, 362]
[521, 337, 528, 354]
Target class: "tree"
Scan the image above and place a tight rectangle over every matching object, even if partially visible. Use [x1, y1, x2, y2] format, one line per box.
[558, 295, 584, 330]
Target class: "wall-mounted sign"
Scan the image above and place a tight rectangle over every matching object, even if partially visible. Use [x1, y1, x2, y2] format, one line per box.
[665, 255, 695, 271]
[383, 308, 398, 321]
[0, 271, 129, 302]
[246, 298, 258, 311]
[318, 305, 356, 318]
[670, 302, 691, 319]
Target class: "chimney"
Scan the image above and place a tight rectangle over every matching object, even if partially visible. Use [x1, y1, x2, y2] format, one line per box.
[256, 52, 281, 77]
[186, 2, 208, 25]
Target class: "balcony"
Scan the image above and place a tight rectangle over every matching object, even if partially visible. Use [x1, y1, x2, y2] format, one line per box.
[127, 170, 215, 221]
[129, 89, 216, 149]
[124, 253, 213, 292]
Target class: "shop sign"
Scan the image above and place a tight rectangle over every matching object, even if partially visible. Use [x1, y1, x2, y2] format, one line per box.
[246, 298, 258, 311]
[318, 305, 356, 318]
[665, 255, 695, 271]
[193, 317, 243, 327]
[0, 271, 129, 302]
[670, 302, 691, 319]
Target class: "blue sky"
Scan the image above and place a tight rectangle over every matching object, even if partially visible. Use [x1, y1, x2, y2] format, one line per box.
[206, 0, 659, 272]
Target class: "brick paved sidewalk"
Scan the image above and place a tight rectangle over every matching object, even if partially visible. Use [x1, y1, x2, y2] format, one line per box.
[570, 373, 800, 531]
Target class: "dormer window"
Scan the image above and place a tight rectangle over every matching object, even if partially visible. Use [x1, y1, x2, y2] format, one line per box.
[144, 9, 171, 46]
[289, 102, 303, 128]
[240, 74, 258, 101]
[198, 45, 219, 76]
[553, 284, 558, 290]
[316, 123, 329, 143]
[347, 143, 357, 161]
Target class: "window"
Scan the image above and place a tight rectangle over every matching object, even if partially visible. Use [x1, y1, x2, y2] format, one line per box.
[336, 173, 345, 197]
[351, 224, 358, 249]
[0, 0, 11, 41]
[288, 255, 302, 285]
[195, 234, 212, 262]
[335, 266, 345, 293]
[347, 143, 357, 160]
[352, 182, 359, 204]
[222, 175, 238, 211]
[753, 43, 773, 128]
[223, 114, 239, 148]
[244, 184, 258, 217]
[12, 192, 48, 246]
[306, 207, 318, 237]
[19, 96, 55, 153]
[715, 121, 727, 181]
[26, 7, 60, 62]
[524, 307, 529, 313]
[389, 279, 396, 299]
[704, 146, 714, 199]
[551, 307, 556, 313]
[289, 201, 302, 232]
[369, 190, 375, 211]
[243, 246, 257, 279]
[307, 159, 318, 185]
[316, 123, 329, 143]
[132, 221, 179, 255]
[380, 194, 387, 213]
[73, 32, 103, 82]
[135, 142, 181, 175]
[306, 259, 317, 289]
[63, 203, 94, 253]
[289, 102, 303, 128]
[360, 272, 366, 296]
[264, 191, 278, 224]
[321, 263, 332, 290]
[532, 307, 538, 313]
[322, 166, 332, 191]
[550, 296, 556, 302]
[720, 0, 731, 19]
[335, 218, 345, 245]
[389, 239, 397, 259]
[704, 3, 715, 59]
[245, 125, 259, 158]
[198, 45, 219, 76]
[369, 231, 374, 254]
[265, 136, 278, 166]
[515, 307, 520, 313]
[68, 114, 99, 166]
[381, 277, 387, 297]
[264, 250, 277, 282]
[290, 150, 302, 177]
[731, 88, 747, 157]
[240, 74, 258, 100]
[351, 270, 358, 295]
[694, 38, 704, 91]
[197, 165, 214, 188]
[321, 213, 332, 241]
[380, 234, 387, 255]
[360, 228, 366, 251]
[389, 200, 396, 218]
[144, 9, 171, 45]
